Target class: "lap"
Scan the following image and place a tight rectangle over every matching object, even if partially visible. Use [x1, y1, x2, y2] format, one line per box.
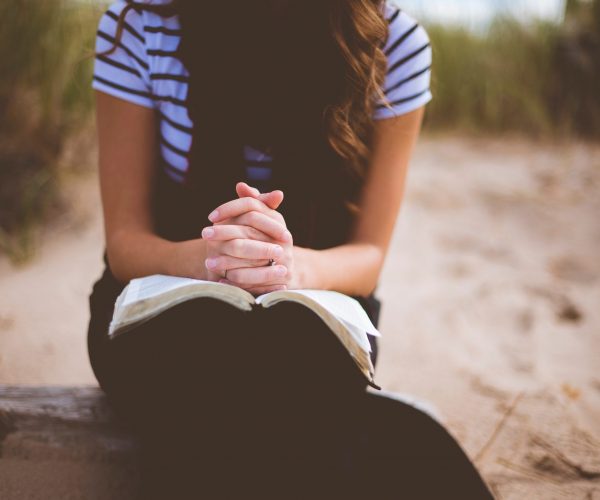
[90, 292, 368, 427]
[86, 269, 493, 499]
[87, 263, 378, 401]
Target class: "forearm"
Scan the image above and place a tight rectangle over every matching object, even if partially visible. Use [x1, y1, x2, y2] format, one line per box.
[294, 243, 384, 296]
[106, 229, 209, 283]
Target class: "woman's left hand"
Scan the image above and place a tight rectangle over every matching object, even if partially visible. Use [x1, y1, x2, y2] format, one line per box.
[205, 183, 298, 295]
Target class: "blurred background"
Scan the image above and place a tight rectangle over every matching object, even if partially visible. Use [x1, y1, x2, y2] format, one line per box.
[0, 1, 598, 498]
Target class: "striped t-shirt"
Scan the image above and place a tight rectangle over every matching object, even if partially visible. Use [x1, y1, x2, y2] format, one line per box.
[93, 1, 432, 189]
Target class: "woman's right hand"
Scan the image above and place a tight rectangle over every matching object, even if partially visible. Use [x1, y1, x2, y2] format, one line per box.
[201, 183, 291, 291]
[201, 221, 288, 285]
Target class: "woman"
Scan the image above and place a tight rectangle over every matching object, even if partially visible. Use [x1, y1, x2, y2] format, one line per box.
[88, 1, 493, 498]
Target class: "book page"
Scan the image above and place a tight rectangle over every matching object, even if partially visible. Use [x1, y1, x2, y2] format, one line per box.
[256, 289, 378, 385]
[110, 275, 256, 338]
[339, 318, 373, 353]
[122, 275, 215, 306]
[256, 289, 380, 337]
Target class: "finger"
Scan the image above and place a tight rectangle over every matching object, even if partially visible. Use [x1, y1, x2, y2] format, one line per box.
[216, 211, 291, 243]
[249, 284, 288, 295]
[236, 182, 284, 210]
[247, 285, 288, 295]
[259, 190, 284, 210]
[218, 280, 287, 295]
[208, 197, 270, 223]
[224, 264, 288, 286]
[201, 224, 272, 243]
[236, 182, 260, 198]
[205, 255, 271, 274]
[208, 197, 280, 224]
[221, 238, 284, 260]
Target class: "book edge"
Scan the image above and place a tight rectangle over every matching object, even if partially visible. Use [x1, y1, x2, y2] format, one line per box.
[259, 293, 376, 385]
[109, 283, 254, 339]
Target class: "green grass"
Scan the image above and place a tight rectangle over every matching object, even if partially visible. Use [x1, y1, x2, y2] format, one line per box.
[423, 1, 600, 138]
[0, 0, 100, 262]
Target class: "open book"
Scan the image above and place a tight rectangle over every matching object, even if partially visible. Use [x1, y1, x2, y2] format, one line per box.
[109, 275, 381, 388]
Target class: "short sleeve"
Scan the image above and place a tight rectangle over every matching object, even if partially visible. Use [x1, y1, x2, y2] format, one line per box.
[92, 1, 155, 109]
[374, 7, 432, 120]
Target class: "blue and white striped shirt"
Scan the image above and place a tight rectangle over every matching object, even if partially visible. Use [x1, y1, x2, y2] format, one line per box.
[92, 1, 432, 187]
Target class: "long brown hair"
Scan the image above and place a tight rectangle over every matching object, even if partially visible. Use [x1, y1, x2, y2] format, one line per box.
[101, 1, 389, 248]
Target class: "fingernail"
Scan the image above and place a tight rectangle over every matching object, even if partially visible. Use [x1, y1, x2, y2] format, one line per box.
[208, 210, 219, 222]
[273, 246, 284, 258]
[205, 258, 217, 269]
[202, 227, 215, 238]
[276, 266, 287, 276]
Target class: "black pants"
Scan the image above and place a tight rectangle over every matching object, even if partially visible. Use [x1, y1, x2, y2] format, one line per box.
[87, 264, 493, 499]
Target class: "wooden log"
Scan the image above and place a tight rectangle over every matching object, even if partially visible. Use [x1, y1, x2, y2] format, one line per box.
[0, 386, 139, 500]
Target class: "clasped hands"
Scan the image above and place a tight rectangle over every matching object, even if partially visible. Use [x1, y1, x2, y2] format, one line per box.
[201, 182, 296, 296]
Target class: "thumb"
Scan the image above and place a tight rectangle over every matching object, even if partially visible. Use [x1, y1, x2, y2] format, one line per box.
[236, 182, 284, 210]
[260, 190, 284, 210]
[236, 181, 260, 198]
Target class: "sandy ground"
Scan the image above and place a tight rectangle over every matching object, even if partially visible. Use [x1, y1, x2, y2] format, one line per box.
[1, 136, 599, 498]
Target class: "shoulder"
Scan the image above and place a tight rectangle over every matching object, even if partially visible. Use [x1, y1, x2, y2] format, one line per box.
[97, 0, 179, 42]
[98, 1, 145, 39]
[373, 4, 432, 119]
[93, 1, 178, 109]
[383, 3, 431, 62]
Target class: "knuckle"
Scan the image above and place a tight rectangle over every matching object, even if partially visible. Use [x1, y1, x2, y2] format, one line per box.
[267, 244, 281, 259]
[226, 270, 239, 282]
[232, 214, 246, 226]
[233, 272, 252, 285]
[270, 266, 287, 280]
[230, 239, 245, 255]
[245, 197, 260, 211]
[278, 227, 289, 241]
[247, 210, 261, 225]
[249, 227, 265, 241]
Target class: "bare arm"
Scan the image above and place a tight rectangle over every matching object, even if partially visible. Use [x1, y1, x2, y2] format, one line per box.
[294, 107, 425, 296]
[96, 91, 208, 282]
